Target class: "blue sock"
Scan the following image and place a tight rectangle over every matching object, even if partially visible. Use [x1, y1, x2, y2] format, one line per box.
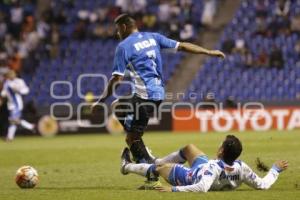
[146, 164, 159, 181]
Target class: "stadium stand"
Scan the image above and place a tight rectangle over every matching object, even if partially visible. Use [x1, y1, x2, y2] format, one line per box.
[185, 0, 300, 103]
[0, 0, 207, 107]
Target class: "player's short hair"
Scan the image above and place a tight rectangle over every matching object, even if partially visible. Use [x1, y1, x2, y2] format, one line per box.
[114, 14, 136, 28]
[222, 135, 243, 165]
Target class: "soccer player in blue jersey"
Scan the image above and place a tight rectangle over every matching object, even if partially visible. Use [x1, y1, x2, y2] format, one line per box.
[92, 14, 225, 184]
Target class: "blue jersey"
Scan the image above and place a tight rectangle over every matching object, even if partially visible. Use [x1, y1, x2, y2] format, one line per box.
[112, 32, 179, 101]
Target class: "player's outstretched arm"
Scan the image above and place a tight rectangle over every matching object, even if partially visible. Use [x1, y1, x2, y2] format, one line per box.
[242, 160, 288, 190]
[178, 42, 225, 59]
[91, 75, 123, 109]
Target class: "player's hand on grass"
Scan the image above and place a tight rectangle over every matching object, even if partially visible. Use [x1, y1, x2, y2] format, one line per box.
[208, 50, 226, 59]
[154, 186, 172, 192]
[274, 160, 289, 172]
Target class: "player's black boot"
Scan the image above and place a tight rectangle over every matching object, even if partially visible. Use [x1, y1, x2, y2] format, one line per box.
[130, 139, 155, 164]
[120, 147, 132, 175]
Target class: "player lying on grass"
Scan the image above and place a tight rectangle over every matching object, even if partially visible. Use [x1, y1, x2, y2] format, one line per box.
[120, 135, 288, 192]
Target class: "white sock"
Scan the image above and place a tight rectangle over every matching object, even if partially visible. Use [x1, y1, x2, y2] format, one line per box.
[155, 151, 186, 165]
[7, 125, 17, 140]
[20, 120, 34, 130]
[125, 163, 152, 177]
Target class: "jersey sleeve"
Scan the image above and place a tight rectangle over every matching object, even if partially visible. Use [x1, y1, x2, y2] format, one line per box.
[112, 46, 127, 76]
[172, 164, 218, 192]
[153, 33, 179, 50]
[12, 79, 29, 95]
[241, 162, 280, 190]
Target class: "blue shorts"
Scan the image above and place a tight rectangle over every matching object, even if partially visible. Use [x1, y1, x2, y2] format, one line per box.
[168, 155, 209, 186]
[9, 109, 22, 121]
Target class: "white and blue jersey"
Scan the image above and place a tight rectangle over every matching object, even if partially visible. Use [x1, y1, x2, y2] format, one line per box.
[112, 32, 179, 101]
[1, 78, 29, 120]
[169, 157, 282, 192]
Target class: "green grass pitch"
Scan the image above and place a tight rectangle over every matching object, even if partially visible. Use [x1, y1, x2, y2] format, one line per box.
[0, 130, 300, 200]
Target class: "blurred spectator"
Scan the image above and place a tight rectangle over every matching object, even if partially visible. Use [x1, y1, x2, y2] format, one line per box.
[274, 0, 290, 17]
[23, 0, 36, 16]
[9, 1, 24, 38]
[268, 15, 290, 37]
[130, 0, 147, 14]
[20, 18, 40, 58]
[256, 50, 269, 67]
[37, 13, 51, 40]
[295, 40, 300, 58]
[179, 0, 192, 7]
[115, 0, 147, 14]
[0, 12, 7, 39]
[255, 16, 268, 36]
[169, 13, 180, 40]
[8, 53, 22, 73]
[202, 0, 217, 26]
[3, 34, 18, 57]
[106, 6, 121, 23]
[142, 13, 157, 30]
[269, 47, 284, 68]
[291, 13, 300, 35]
[158, 1, 172, 23]
[233, 33, 247, 54]
[72, 20, 87, 40]
[115, 0, 130, 13]
[92, 22, 106, 39]
[106, 24, 115, 39]
[22, 15, 35, 35]
[52, 8, 67, 25]
[255, 0, 269, 17]
[94, 7, 108, 23]
[0, 52, 9, 83]
[222, 38, 235, 54]
[49, 23, 60, 58]
[241, 50, 253, 68]
[78, 10, 90, 21]
[180, 22, 194, 41]
[180, 0, 193, 23]
[92, 23, 115, 39]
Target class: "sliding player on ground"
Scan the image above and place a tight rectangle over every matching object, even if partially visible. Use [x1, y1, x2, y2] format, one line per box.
[121, 135, 288, 192]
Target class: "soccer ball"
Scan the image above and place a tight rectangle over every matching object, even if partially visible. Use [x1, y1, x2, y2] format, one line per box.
[15, 166, 39, 189]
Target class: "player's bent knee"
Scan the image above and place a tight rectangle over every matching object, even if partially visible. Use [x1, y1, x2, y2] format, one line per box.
[183, 144, 199, 155]
[184, 144, 197, 151]
[183, 144, 206, 166]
